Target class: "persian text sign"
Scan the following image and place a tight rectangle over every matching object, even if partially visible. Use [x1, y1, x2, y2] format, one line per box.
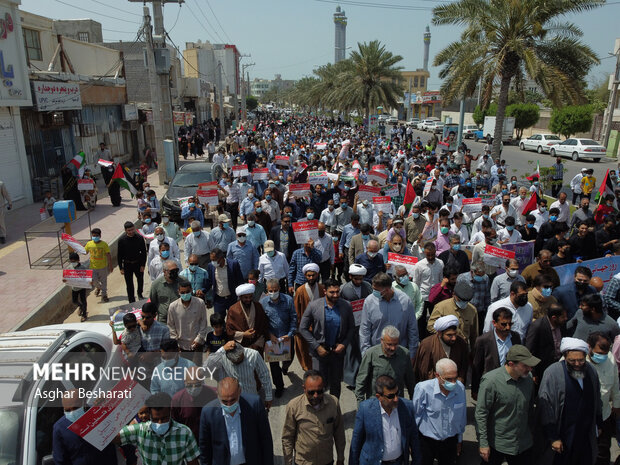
[483, 245, 515, 268]
[292, 220, 318, 243]
[387, 253, 419, 276]
[196, 189, 218, 206]
[308, 171, 328, 185]
[461, 198, 482, 214]
[33, 81, 81, 111]
[232, 165, 249, 178]
[358, 185, 381, 201]
[252, 168, 269, 181]
[289, 183, 311, 197]
[373, 196, 392, 214]
[498, 241, 535, 273]
[62, 269, 93, 289]
[352, 299, 365, 326]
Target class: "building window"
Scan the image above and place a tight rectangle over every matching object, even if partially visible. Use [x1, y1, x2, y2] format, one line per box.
[420, 76, 425, 87]
[414, 76, 419, 87]
[78, 32, 89, 42]
[22, 28, 42, 62]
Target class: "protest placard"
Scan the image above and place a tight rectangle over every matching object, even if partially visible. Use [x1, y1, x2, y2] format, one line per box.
[498, 241, 535, 273]
[63, 269, 93, 289]
[352, 299, 365, 326]
[372, 164, 386, 172]
[483, 245, 515, 268]
[40, 208, 47, 221]
[367, 170, 388, 185]
[275, 155, 290, 166]
[252, 168, 269, 181]
[461, 198, 483, 214]
[556, 256, 620, 291]
[479, 193, 496, 207]
[264, 339, 292, 362]
[289, 183, 311, 197]
[308, 171, 328, 185]
[178, 197, 192, 209]
[196, 189, 219, 206]
[198, 181, 218, 189]
[61, 233, 87, 254]
[77, 179, 95, 191]
[315, 142, 327, 150]
[97, 159, 113, 168]
[373, 196, 392, 214]
[384, 184, 399, 197]
[109, 299, 148, 336]
[358, 185, 381, 201]
[68, 377, 150, 451]
[423, 178, 434, 197]
[292, 220, 319, 243]
[327, 172, 339, 182]
[387, 253, 419, 276]
[231, 165, 249, 178]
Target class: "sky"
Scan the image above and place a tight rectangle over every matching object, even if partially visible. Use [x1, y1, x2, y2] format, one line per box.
[22, 0, 620, 90]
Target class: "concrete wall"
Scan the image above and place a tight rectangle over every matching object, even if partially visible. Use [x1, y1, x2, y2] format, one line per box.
[62, 37, 121, 76]
[53, 19, 103, 43]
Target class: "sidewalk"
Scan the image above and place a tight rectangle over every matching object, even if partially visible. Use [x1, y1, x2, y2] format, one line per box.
[0, 168, 167, 332]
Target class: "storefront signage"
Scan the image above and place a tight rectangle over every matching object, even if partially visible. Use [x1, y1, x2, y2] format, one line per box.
[0, 5, 31, 105]
[32, 81, 81, 111]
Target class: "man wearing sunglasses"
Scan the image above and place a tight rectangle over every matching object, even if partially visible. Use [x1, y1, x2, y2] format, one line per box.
[350, 374, 421, 465]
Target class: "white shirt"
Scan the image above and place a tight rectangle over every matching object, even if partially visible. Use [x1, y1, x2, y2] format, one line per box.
[314, 233, 335, 264]
[497, 228, 522, 244]
[148, 236, 181, 265]
[261, 199, 281, 223]
[381, 404, 402, 461]
[469, 230, 486, 245]
[550, 200, 570, 223]
[258, 251, 289, 281]
[491, 204, 516, 226]
[148, 256, 182, 281]
[472, 215, 496, 236]
[509, 196, 528, 225]
[320, 207, 337, 228]
[483, 296, 533, 340]
[570, 173, 584, 194]
[531, 209, 549, 230]
[183, 231, 211, 263]
[412, 258, 444, 301]
[450, 223, 470, 244]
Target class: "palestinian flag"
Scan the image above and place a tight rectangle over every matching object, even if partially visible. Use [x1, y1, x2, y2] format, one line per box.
[526, 161, 540, 181]
[403, 180, 416, 212]
[522, 191, 539, 216]
[109, 163, 137, 197]
[69, 151, 86, 177]
[595, 169, 617, 207]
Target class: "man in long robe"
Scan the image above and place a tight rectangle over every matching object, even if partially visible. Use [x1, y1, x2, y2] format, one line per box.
[293, 263, 324, 371]
[226, 283, 269, 355]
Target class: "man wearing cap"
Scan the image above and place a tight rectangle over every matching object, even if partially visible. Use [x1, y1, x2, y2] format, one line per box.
[258, 240, 289, 292]
[226, 228, 259, 280]
[475, 345, 540, 464]
[414, 315, 469, 384]
[538, 337, 602, 465]
[483, 280, 533, 341]
[294, 263, 325, 371]
[225, 283, 270, 354]
[428, 281, 478, 349]
[288, 239, 322, 293]
[208, 214, 236, 251]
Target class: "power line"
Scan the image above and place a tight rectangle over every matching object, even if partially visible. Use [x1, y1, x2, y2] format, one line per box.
[103, 28, 138, 34]
[166, 4, 183, 33]
[53, 0, 141, 24]
[165, 31, 212, 80]
[312, 0, 434, 11]
[202, 0, 232, 43]
[190, 0, 226, 43]
[87, 0, 141, 17]
[183, 1, 221, 44]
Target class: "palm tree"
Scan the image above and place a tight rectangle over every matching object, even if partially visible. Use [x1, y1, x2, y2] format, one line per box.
[432, 0, 602, 157]
[339, 40, 404, 122]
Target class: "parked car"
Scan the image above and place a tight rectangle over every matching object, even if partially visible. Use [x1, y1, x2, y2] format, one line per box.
[429, 122, 444, 134]
[407, 118, 420, 127]
[377, 115, 389, 122]
[462, 124, 480, 139]
[549, 138, 606, 162]
[386, 116, 399, 124]
[161, 162, 225, 222]
[519, 134, 562, 153]
[419, 118, 439, 131]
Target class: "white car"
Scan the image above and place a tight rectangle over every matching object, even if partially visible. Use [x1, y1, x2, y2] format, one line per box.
[407, 118, 420, 127]
[419, 118, 439, 131]
[462, 125, 480, 138]
[428, 122, 444, 134]
[519, 134, 562, 154]
[549, 138, 606, 162]
[377, 115, 389, 122]
[386, 116, 399, 124]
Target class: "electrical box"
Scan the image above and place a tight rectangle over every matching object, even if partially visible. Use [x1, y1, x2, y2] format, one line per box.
[154, 48, 171, 74]
[53, 200, 76, 223]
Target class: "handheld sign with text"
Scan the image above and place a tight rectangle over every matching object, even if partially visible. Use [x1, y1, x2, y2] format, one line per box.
[367, 170, 388, 185]
[384, 184, 399, 197]
[196, 189, 219, 206]
[292, 220, 319, 243]
[308, 171, 328, 185]
[479, 193, 495, 207]
[97, 159, 113, 168]
[387, 253, 419, 276]
[315, 142, 327, 150]
[63, 269, 93, 289]
[461, 198, 483, 214]
[198, 181, 218, 189]
[289, 183, 311, 197]
[231, 164, 249, 178]
[373, 196, 392, 214]
[40, 208, 47, 221]
[109, 299, 148, 337]
[327, 172, 339, 182]
[352, 299, 365, 326]
[358, 185, 382, 202]
[61, 233, 87, 254]
[68, 377, 150, 451]
[264, 339, 292, 363]
[423, 178, 434, 197]
[252, 167, 269, 181]
[275, 155, 290, 166]
[77, 179, 95, 191]
[483, 244, 515, 268]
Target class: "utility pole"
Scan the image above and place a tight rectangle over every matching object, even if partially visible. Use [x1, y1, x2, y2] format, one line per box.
[217, 61, 225, 136]
[603, 39, 620, 149]
[406, 77, 412, 121]
[241, 61, 254, 122]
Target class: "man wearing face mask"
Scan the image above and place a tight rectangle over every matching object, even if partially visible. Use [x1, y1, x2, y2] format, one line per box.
[334, 197, 354, 233]
[348, 223, 376, 267]
[320, 199, 337, 234]
[475, 345, 540, 464]
[261, 188, 281, 223]
[117, 221, 147, 303]
[438, 235, 470, 274]
[54, 389, 119, 465]
[181, 196, 204, 229]
[405, 204, 426, 247]
[354, 239, 386, 283]
[428, 282, 478, 349]
[483, 281, 533, 341]
[150, 339, 196, 396]
[85, 228, 113, 303]
[184, 221, 211, 269]
[521, 249, 560, 290]
[148, 225, 181, 266]
[413, 358, 467, 465]
[149, 261, 181, 324]
[226, 229, 259, 280]
[253, 200, 272, 233]
[538, 337, 602, 465]
[567, 293, 620, 343]
[314, 222, 335, 283]
[160, 214, 183, 242]
[260, 278, 297, 397]
[239, 187, 257, 223]
[199, 377, 273, 465]
[170, 366, 218, 440]
[115, 392, 199, 465]
[552, 266, 597, 319]
[148, 242, 182, 281]
[167, 281, 207, 365]
[570, 197, 594, 230]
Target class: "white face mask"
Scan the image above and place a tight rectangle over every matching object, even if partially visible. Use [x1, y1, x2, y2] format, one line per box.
[507, 269, 518, 278]
[238, 236, 247, 243]
[392, 244, 402, 252]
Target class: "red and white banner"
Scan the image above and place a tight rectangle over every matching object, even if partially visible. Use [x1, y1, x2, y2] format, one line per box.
[77, 179, 95, 191]
[315, 142, 327, 150]
[232, 164, 249, 178]
[483, 244, 515, 268]
[198, 181, 218, 189]
[373, 196, 392, 214]
[97, 159, 113, 168]
[461, 198, 483, 214]
[252, 168, 269, 181]
[358, 185, 381, 201]
[62, 269, 93, 289]
[68, 377, 150, 451]
[479, 193, 496, 207]
[136, 229, 155, 241]
[423, 178, 434, 197]
[40, 208, 48, 221]
[292, 220, 319, 244]
[308, 171, 329, 185]
[196, 189, 219, 206]
[387, 253, 419, 276]
[372, 164, 386, 172]
[384, 184, 399, 198]
[289, 183, 311, 198]
[367, 170, 388, 185]
[61, 233, 87, 254]
[275, 155, 290, 166]
[352, 299, 365, 326]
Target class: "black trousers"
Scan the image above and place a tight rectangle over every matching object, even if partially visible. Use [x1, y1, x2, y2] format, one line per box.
[420, 434, 458, 465]
[342, 246, 351, 282]
[269, 349, 294, 390]
[596, 414, 614, 465]
[71, 289, 87, 315]
[226, 202, 239, 230]
[487, 447, 532, 465]
[319, 260, 331, 283]
[551, 181, 562, 198]
[312, 351, 344, 399]
[123, 262, 144, 302]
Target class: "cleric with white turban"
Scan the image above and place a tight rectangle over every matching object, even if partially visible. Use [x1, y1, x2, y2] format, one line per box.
[235, 283, 255, 297]
[303, 263, 320, 275]
[349, 264, 367, 276]
[559, 337, 589, 354]
[433, 315, 460, 332]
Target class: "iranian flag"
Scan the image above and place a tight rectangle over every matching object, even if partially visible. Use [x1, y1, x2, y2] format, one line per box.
[595, 169, 616, 207]
[403, 180, 416, 213]
[522, 191, 539, 216]
[526, 161, 540, 181]
[109, 164, 137, 197]
[69, 151, 86, 177]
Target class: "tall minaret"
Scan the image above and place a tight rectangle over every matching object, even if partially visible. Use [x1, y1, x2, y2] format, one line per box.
[334, 6, 347, 63]
[423, 25, 431, 71]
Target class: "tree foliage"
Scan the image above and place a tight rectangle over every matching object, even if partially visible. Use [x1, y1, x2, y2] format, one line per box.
[432, 0, 602, 157]
[506, 103, 540, 139]
[548, 105, 594, 138]
[245, 95, 258, 111]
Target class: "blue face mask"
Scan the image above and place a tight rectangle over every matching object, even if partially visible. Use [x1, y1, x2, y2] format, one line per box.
[266, 195, 272, 201]
[180, 292, 192, 301]
[256, 207, 263, 213]
[92, 236, 101, 243]
[482, 214, 489, 220]
[145, 218, 151, 224]
[591, 352, 608, 364]
[221, 402, 239, 415]
[442, 379, 457, 392]
[307, 213, 314, 220]
[474, 274, 485, 282]
[362, 234, 370, 241]
[502, 189, 508, 194]
[64, 407, 85, 423]
[275, 180, 280, 185]
[161, 250, 170, 258]
[267, 250, 275, 257]
[445, 203, 452, 208]
[223, 223, 229, 229]
[452, 244, 461, 251]
[466, 182, 472, 187]
[188, 203, 195, 208]
[549, 216, 557, 222]
[372, 289, 383, 299]
[341, 203, 347, 209]
[541, 287, 552, 297]
[193, 231, 201, 237]
[189, 265, 197, 272]
[332, 236, 338, 242]
[150, 421, 170, 435]
[399, 276, 409, 286]
[526, 223, 534, 229]
[412, 213, 420, 219]
[506, 226, 514, 232]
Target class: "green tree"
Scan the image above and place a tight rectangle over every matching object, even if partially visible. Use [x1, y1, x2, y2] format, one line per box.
[245, 95, 258, 111]
[472, 105, 486, 126]
[432, 0, 601, 158]
[548, 105, 594, 138]
[506, 103, 540, 139]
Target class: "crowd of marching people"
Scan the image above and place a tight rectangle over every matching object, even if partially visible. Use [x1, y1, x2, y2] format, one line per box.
[59, 112, 620, 465]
